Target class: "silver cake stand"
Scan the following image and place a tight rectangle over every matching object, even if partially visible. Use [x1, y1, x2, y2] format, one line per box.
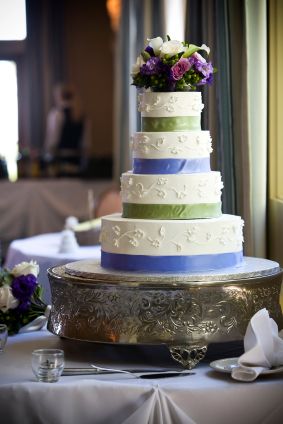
[47, 257, 283, 369]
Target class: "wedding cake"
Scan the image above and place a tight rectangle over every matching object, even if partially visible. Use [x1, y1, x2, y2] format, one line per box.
[100, 37, 244, 273]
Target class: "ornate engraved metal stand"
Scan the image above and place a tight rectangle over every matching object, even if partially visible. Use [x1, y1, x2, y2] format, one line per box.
[47, 257, 283, 369]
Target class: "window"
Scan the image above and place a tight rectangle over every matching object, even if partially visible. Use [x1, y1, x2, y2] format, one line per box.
[0, 0, 26, 180]
[0, 0, 26, 40]
[0, 61, 19, 181]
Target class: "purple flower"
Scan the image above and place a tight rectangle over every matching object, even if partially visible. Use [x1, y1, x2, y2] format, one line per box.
[196, 61, 213, 78]
[170, 58, 191, 81]
[15, 299, 31, 313]
[140, 57, 162, 76]
[198, 73, 214, 86]
[11, 274, 37, 301]
[145, 45, 154, 56]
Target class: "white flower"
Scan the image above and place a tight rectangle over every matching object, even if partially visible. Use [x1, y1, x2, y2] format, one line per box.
[160, 40, 185, 57]
[11, 260, 39, 278]
[0, 285, 19, 312]
[200, 44, 210, 55]
[148, 36, 163, 55]
[131, 54, 145, 75]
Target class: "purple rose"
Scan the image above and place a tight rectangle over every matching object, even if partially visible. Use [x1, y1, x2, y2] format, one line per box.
[11, 274, 37, 301]
[140, 57, 162, 76]
[170, 58, 191, 80]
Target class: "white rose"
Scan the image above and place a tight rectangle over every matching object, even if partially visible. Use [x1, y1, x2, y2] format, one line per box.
[0, 285, 19, 312]
[11, 260, 39, 278]
[148, 36, 163, 55]
[131, 54, 145, 76]
[160, 40, 185, 57]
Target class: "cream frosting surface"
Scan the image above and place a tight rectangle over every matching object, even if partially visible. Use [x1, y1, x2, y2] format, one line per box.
[121, 171, 223, 204]
[138, 92, 204, 117]
[101, 213, 244, 256]
[131, 131, 212, 159]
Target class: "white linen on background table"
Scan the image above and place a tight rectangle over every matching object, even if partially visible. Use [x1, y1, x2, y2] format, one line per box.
[4, 233, 101, 304]
[0, 330, 283, 424]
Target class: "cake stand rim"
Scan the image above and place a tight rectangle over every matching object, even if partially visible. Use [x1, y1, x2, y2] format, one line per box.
[48, 256, 282, 287]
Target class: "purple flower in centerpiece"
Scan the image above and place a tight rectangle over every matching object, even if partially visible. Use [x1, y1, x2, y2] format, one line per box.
[15, 299, 31, 313]
[170, 58, 191, 81]
[196, 61, 213, 78]
[198, 72, 214, 86]
[11, 274, 37, 301]
[140, 57, 162, 76]
[145, 45, 154, 57]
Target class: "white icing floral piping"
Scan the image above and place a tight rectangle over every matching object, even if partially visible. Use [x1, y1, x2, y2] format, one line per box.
[121, 174, 223, 202]
[101, 220, 244, 252]
[131, 132, 213, 157]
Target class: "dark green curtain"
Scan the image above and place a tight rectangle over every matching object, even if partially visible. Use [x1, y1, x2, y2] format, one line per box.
[25, 0, 66, 152]
[186, 0, 248, 219]
[114, 0, 165, 180]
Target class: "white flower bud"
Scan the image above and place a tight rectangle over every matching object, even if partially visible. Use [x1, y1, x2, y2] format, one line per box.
[0, 285, 19, 312]
[11, 260, 39, 278]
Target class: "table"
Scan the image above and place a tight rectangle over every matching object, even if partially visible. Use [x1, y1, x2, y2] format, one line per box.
[5, 233, 101, 304]
[0, 330, 282, 424]
[0, 178, 111, 255]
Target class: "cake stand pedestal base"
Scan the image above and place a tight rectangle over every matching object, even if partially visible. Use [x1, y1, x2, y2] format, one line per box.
[47, 257, 283, 369]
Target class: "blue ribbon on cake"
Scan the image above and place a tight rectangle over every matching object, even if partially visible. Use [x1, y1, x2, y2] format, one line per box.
[101, 251, 243, 273]
[132, 158, 211, 174]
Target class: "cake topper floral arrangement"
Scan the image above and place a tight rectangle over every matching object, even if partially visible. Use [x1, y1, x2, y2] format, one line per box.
[132, 36, 216, 92]
[0, 261, 48, 335]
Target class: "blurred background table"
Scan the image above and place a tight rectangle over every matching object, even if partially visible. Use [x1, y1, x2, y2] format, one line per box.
[0, 329, 283, 424]
[0, 178, 111, 256]
[5, 233, 101, 304]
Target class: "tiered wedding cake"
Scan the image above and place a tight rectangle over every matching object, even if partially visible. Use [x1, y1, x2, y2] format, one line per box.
[48, 38, 283, 364]
[100, 37, 244, 273]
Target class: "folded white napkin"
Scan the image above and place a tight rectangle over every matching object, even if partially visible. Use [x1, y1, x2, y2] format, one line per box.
[231, 308, 283, 381]
[58, 229, 79, 253]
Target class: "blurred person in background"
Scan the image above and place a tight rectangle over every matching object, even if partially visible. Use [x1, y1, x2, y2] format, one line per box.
[43, 83, 91, 177]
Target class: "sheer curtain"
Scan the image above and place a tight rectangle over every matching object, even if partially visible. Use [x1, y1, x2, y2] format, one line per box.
[186, 0, 268, 257]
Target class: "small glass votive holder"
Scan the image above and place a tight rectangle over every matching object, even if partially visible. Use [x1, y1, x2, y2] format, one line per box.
[0, 324, 8, 353]
[32, 349, 64, 382]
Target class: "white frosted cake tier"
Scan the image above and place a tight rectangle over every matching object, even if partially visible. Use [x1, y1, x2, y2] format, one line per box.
[101, 213, 243, 256]
[100, 214, 244, 272]
[138, 91, 204, 117]
[131, 131, 212, 159]
[121, 171, 223, 204]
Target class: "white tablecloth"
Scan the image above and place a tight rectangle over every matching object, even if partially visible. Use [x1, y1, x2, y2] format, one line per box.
[0, 330, 283, 424]
[5, 233, 101, 304]
[0, 179, 111, 254]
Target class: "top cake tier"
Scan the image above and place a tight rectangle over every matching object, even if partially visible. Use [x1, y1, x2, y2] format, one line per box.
[138, 92, 204, 132]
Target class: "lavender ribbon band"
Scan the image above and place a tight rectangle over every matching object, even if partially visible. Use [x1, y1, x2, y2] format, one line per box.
[132, 158, 211, 174]
[101, 251, 243, 273]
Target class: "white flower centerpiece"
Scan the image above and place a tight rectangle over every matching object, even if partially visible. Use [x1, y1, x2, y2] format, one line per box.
[0, 261, 48, 335]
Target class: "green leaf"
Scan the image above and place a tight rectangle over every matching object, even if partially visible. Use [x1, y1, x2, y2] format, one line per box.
[182, 44, 209, 58]
[141, 51, 151, 61]
[166, 34, 171, 41]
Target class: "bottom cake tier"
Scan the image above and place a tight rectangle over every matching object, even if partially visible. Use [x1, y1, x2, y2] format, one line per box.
[100, 213, 244, 272]
[47, 257, 283, 369]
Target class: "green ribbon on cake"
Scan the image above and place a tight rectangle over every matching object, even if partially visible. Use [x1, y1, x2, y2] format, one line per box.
[122, 203, 222, 219]
[141, 116, 201, 132]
